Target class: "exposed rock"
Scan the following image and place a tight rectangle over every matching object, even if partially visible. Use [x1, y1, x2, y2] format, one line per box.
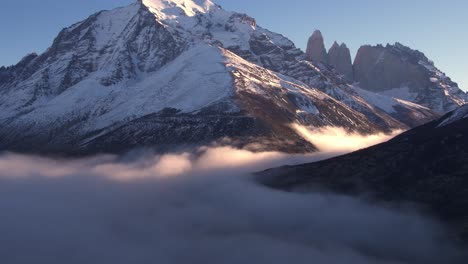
[328, 41, 353, 82]
[353, 43, 468, 112]
[305, 30, 328, 63]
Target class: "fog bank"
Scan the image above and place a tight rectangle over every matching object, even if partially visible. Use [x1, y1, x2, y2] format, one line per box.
[0, 128, 465, 264]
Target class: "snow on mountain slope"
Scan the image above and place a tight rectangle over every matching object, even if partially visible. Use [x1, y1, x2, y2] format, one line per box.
[195, 13, 438, 128]
[0, 2, 183, 95]
[311, 80, 437, 128]
[351, 86, 437, 126]
[58, 1, 439, 130]
[142, 0, 216, 17]
[78, 46, 386, 155]
[0, 42, 388, 155]
[1, 45, 233, 133]
[222, 49, 382, 133]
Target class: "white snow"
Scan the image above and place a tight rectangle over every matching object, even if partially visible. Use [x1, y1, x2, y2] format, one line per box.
[142, 0, 216, 17]
[354, 86, 429, 114]
[223, 49, 324, 115]
[6, 45, 234, 132]
[379, 86, 418, 103]
[92, 4, 141, 49]
[142, 0, 287, 54]
[142, 0, 221, 37]
[1, 41, 334, 133]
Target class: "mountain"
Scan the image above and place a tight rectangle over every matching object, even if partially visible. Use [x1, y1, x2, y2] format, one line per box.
[328, 41, 353, 83]
[306, 30, 328, 63]
[260, 104, 468, 242]
[0, 0, 439, 155]
[354, 43, 468, 113]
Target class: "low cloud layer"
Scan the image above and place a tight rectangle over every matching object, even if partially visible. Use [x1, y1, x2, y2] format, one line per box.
[0, 147, 326, 181]
[292, 124, 402, 152]
[0, 129, 465, 264]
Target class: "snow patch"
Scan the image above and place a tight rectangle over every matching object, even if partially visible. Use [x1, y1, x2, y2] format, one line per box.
[354, 86, 428, 114]
[142, 0, 216, 17]
[379, 86, 418, 103]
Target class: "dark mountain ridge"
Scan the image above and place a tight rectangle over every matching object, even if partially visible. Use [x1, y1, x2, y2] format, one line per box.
[260, 105, 468, 242]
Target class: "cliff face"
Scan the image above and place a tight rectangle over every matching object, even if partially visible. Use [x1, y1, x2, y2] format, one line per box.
[353, 43, 467, 112]
[304, 29, 467, 113]
[305, 30, 328, 63]
[353, 44, 427, 92]
[328, 41, 353, 83]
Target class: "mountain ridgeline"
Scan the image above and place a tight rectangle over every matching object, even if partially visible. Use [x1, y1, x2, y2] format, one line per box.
[0, 0, 464, 155]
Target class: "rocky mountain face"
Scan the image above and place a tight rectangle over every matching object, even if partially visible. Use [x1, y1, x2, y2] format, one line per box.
[0, 0, 442, 155]
[301, 31, 437, 128]
[353, 43, 468, 113]
[223, 28, 438, 130]
[260, 105, 468, 243]
[304, 31, 467, 114]
[305, 30, 328, 63]
[328, 41, 353, 83]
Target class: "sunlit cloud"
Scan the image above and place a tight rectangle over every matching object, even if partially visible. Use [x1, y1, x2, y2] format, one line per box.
[291, 124, 403, 153]
[0, 126, 404, 182]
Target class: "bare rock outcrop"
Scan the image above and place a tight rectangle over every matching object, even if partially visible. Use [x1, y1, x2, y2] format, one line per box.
[306, 30, 328, 63]
[328, 41, 353, 83]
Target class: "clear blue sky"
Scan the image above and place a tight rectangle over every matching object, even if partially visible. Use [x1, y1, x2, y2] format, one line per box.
[1, 0, 466, 90]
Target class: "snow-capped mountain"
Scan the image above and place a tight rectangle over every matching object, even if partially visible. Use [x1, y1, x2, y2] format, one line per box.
[0, 0, 440, 154]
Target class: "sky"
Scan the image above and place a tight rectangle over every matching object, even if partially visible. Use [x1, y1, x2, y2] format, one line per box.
[0, 0, 466, 90]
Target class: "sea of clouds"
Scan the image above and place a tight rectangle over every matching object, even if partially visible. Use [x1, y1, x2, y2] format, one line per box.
[0, 126, 465, 264]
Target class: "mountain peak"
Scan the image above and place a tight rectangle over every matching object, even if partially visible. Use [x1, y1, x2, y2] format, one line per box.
[328, 41, 353, 82]
[331, 41, 339, 49]
[306, 29, 328, 63]
[141, 0, 216, 17]
[311, 29, 323, 39]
